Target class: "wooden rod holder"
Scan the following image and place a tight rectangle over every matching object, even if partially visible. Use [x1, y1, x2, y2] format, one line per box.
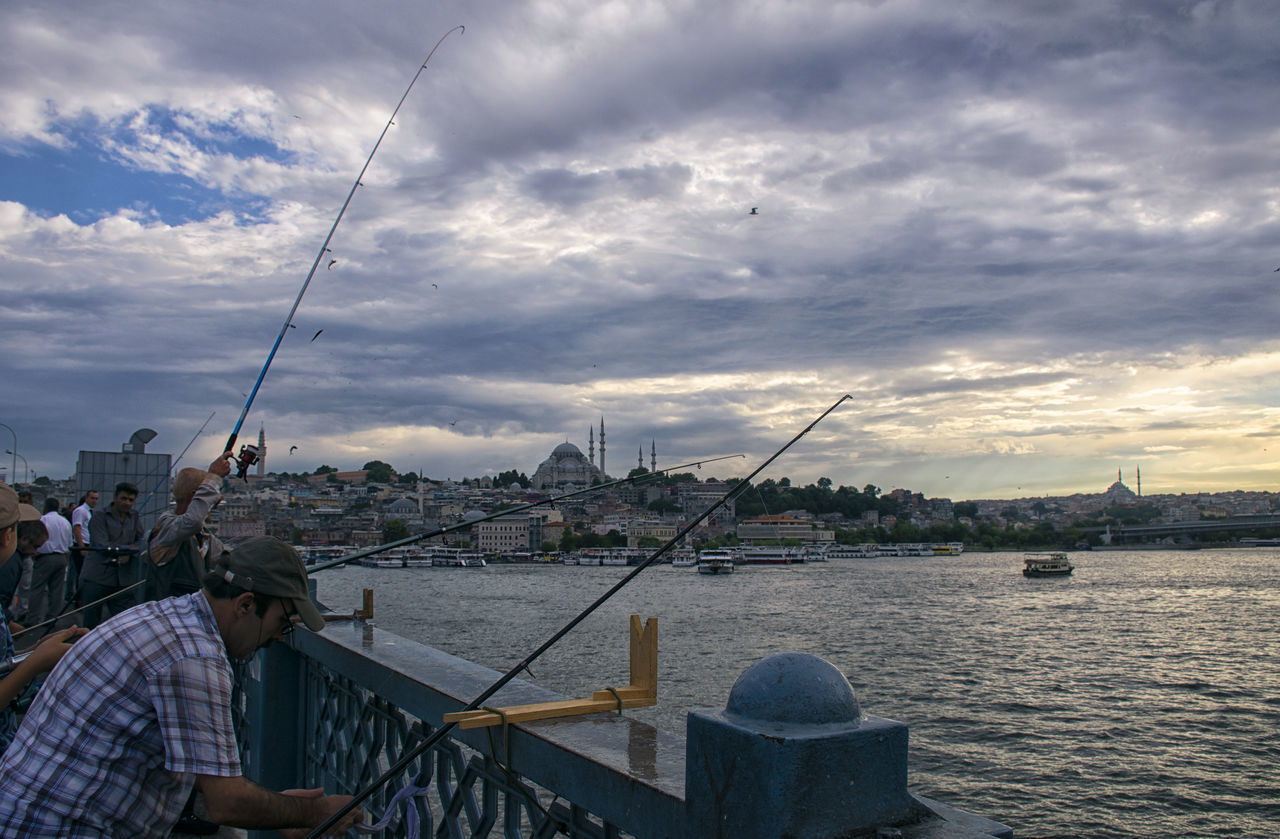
[444, 614, 657, 730]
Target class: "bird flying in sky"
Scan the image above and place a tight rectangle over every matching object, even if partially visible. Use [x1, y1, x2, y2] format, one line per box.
[327, 259, 337, 270]
[749, 207, 759, 215]
[289, 445, 298, 454]
[311, 329, 323, 342]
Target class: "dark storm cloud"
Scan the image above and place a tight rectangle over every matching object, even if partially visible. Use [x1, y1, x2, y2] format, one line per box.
[4, 0, 1280, 495]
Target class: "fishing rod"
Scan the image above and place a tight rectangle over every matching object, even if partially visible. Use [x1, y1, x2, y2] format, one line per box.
[223, 25, 465, 479]
[304, 453, 747, 574]
[13, 580, 147, 641]
[307, 393, 853, 838]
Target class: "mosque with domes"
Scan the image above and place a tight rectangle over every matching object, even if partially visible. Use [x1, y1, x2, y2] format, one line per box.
[530, 418, 611, 490]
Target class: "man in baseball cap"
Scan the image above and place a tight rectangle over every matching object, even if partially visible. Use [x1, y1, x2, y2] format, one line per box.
[211, 535, 325, 632]
[0, 535, 361, 837]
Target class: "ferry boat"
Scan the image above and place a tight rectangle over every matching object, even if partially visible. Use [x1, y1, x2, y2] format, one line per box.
[696, 549, 736, 575]
[739, 546, 803, 564]
[669, 550, 697, 568]
[1022, 552, 1074, 577]
[359, 555, 405, 568]
[932, 542, 964, 555]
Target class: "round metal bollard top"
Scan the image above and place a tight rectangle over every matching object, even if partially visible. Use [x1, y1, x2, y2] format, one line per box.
[724, 651, 861, 726]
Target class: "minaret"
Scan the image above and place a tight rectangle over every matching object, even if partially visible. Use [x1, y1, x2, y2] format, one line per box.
[638, 446, 644, 470]
[417, 469, 424, 517]
[589, 425, 595, 466]
[651, 439, 656, 473]
[257, 425, 266, 476]
[1137, 466, 1141, 497]
[1117, 467, 1121, 484]
[599, 417, 606, 477]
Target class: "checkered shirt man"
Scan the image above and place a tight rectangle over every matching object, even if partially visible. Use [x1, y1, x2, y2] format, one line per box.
[0, 591, 241, 837]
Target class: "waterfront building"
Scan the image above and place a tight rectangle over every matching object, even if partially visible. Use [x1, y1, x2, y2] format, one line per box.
[736, 513, 835, 544]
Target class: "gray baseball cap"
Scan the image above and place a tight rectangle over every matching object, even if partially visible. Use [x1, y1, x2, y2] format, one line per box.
[214, 536, 325, 631]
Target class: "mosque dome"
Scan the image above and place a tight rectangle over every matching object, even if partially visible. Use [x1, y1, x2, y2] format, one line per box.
[552, 442, 584, 459]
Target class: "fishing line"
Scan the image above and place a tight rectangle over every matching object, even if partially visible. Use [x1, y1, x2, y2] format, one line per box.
[305, 453, 747, 574]
[306, 393, 852, 837]
[222, 25, 465, 476]
[132, 410, 218, 515]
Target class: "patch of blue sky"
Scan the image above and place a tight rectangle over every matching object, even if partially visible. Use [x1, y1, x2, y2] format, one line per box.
[0, 106, 291, 226]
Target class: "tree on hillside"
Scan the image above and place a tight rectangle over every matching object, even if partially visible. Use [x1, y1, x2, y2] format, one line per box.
[315, 465, 337, 474]
[647, 496, 681, 514]
[382, 519, 410, 542]
[363, 460, 396, 484]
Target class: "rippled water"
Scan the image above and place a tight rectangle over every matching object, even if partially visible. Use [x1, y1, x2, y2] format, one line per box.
[313, 549, 1280, 839]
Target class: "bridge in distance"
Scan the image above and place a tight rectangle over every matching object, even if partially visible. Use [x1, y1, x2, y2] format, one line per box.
[1078, 515, 1280, 544]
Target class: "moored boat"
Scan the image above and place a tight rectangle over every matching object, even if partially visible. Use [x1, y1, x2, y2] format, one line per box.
[1022, 552, 1074, 577]
[670, 550, 697, 567]
[696, 549, 737, 575]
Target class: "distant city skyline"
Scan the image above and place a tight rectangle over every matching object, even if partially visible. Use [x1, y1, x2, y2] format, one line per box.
[3, 2, 1279, 499]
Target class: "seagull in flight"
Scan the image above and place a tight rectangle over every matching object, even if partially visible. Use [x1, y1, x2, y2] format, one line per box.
[289, 445, 298, 455]
[431, 283, 438, 289]
[327, 259, 337, 270]
[311, 329, 324, 342]
[749, 207, 759, 215]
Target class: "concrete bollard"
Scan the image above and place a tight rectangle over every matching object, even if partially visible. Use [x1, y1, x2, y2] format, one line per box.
[685, 651, 921, 839]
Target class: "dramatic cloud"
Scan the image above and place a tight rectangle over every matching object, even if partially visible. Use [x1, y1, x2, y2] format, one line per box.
[2, 0, 1278, 499]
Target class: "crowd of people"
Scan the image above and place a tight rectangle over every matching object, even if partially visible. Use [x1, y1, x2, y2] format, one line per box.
[0, 454, 365, 838]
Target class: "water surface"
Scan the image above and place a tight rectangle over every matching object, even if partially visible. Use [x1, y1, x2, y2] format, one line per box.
[314, 549, 1280, 839]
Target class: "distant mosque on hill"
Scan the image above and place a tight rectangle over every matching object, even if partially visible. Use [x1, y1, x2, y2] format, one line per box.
[530, 418, 658, 490]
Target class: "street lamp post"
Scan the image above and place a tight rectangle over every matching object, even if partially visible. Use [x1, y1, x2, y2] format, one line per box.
[5, 450, 28, 484]
[0, 423, 15, 485]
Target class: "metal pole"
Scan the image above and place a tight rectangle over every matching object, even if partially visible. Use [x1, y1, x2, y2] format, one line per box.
[0, 423, 15, 484]
[5, 451, 28, 483]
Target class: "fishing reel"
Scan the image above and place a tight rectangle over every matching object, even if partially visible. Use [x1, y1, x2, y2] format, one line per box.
[234, 444, 260, 480]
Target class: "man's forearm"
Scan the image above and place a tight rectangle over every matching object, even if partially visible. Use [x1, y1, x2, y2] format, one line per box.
[197, 774, 331, 829]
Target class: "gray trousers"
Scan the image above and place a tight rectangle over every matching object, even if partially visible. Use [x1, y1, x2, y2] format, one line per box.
[26, 552, 68, 627]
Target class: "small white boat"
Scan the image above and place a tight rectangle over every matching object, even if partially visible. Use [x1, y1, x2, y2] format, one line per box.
[670, 550, 697, 568]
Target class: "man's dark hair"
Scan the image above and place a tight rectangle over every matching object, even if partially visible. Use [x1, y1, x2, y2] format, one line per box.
[43, 498, 59, 514]
[17, 520, 48, 545]
[17, 491, 32, 503]
[114, 482, 139, 497]
[202, 570, 274, 618]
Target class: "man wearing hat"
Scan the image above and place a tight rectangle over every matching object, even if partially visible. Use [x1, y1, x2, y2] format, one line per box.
[0, 536, 363, 837]
[0, 484, 85, 754]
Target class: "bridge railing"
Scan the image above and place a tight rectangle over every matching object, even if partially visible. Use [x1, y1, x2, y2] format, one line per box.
[234, 615, 1012, 839]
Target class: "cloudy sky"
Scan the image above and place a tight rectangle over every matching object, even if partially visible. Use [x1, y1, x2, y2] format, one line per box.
[2, 0, 1279, 500]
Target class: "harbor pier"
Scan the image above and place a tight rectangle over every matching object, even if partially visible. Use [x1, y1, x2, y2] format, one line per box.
[237, 610, 1012, 838]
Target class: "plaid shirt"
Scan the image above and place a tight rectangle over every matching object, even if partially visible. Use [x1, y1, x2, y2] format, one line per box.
[0, 619, 15, 753]
[0, 592, 242, 838]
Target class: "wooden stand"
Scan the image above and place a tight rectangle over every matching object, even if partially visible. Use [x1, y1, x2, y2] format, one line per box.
[444, 615, 657, 730]
[324, 588, 375, 622]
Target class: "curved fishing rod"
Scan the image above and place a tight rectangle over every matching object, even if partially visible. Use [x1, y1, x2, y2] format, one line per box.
[223, 25, 465, 477]
[304, 453, 747, 574]
[307, 393, 853, 838]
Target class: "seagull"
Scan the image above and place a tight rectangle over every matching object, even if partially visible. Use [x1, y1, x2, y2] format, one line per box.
[449, 419, 457, 427]
[327, 259, 337, 270]
[431, 283, 438, 289]
[289, 445, 298, 454]
[749, 207, 759, 215]
[311, 329, 323, 342]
